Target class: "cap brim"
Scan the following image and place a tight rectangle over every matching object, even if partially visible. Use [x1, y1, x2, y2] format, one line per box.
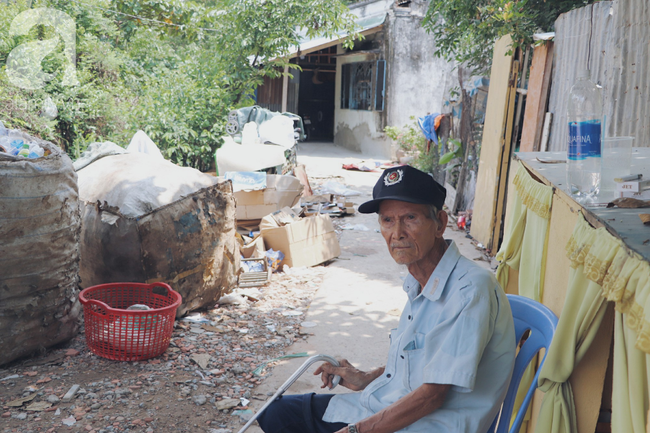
[357, 196, 432, 214]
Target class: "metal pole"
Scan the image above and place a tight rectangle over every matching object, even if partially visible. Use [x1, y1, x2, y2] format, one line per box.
[237, 354, 341, 433]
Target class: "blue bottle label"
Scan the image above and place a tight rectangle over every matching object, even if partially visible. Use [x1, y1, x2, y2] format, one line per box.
[568, 120, 601, 160]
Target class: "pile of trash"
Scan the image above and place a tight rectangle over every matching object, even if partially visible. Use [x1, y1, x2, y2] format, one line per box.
[0, 122, 47, 159]
[217, 106, 305, 176]
[75, 130, 239, 317]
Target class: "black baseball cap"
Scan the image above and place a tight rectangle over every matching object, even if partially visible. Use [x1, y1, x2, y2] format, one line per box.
[358, 165, 446, 214]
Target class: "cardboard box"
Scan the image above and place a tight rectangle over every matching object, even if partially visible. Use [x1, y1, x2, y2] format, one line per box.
[261, 214, 341, 268]
[233, 175, 303, 220]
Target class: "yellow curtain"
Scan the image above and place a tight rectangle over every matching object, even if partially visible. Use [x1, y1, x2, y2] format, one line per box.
[497, 165, 650, 432]
[535, 211, 650, 433]
[535, 213, 616, 433]
[495, 163, 553, 431]
[496, 163, 553, 300]
[599, 241, 650, 432]
[612, 312, 649, 433]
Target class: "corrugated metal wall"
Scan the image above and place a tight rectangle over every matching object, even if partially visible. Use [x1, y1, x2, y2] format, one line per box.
[547, 2, 613, 151]
[548, 0, 650, 151]
[256, 74, 299, 114]
[256, 75, 283, 112]
[608, 0, 650, 144]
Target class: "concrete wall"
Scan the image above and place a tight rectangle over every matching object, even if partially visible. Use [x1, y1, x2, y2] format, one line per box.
[385, 2, 458, 135]
[349, 0, 393, 18]
[333, 0, 458, 159]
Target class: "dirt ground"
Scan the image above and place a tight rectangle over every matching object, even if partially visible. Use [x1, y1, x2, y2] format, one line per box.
[1, 142, 493, 433]
[0, 266, 328, 433]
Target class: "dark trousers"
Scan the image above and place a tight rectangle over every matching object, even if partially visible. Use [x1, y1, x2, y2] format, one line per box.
[257, 393, 348, 433]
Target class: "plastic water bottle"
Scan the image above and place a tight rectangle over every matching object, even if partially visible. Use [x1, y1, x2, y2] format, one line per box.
[18, 143, 30, 157]
[28, 143, 44, 158]
[7, 139, 24, 156]
[567, 70, 603, 203]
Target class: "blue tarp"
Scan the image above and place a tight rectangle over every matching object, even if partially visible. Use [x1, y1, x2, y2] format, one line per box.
[418, 112, 441, 145]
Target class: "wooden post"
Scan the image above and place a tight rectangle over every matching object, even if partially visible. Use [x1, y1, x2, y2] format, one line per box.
[512, 47, 530, 150]
[492, 58, 520, 253]
[281, 65, 289, 113]
[520, 42, 555, 152]
[453, 66, 473, 214]
[470, 35, 517, 253]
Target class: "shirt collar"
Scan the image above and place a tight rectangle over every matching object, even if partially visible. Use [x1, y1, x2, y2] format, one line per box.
[403, 240, 461, 302]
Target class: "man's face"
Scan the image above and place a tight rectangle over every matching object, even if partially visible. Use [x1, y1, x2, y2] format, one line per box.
[378, 200, 445, 266]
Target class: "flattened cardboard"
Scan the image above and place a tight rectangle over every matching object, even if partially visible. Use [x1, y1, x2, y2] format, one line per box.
[241, 234, 265, 259]
[261, 214, 340, 268]
[234, 175, 303, 220]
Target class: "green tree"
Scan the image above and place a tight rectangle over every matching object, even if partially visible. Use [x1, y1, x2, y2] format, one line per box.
[0, 0, 359, 170]
[424, 0, 594, 72]
[210, 0, 358, 105]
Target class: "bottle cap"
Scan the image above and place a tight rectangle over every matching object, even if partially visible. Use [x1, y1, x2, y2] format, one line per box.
[577, 69, 590, 79]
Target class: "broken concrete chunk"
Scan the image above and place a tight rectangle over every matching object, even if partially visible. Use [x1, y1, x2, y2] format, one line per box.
[191, 354, 211, 369]
[62, 384, 80, 402]
[215, 398, 240, 410]
[62, 416, 76, 426]
[25, 401, 52, 412]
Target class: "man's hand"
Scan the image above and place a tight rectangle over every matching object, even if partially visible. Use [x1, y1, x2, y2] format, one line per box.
[333, 383, 451, 433]
[313, 359, 385, 391]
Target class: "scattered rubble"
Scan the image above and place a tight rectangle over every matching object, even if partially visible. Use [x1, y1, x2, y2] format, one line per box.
[0, 266, 327, 433]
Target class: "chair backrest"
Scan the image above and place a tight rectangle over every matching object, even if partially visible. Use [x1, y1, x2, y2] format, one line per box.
[489, 294, 558, 433]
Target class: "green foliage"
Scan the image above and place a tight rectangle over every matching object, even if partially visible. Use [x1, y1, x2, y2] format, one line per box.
[424, 0, 595, 72]
[384, 121, 424, 154]
[439, 138, 463, 165]
[211, 0, 358, 105]
[385, 117, 467, 174]
[384, 117, 433, 173]
[0, 0, 358, 170]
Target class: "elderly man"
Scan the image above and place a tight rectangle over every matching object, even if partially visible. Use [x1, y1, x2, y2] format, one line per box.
[258, 166, 516, 433]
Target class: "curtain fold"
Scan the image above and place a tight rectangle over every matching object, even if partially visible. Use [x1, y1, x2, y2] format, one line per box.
[496, 162, 553, 300]
[599, 245, 650, 432]
[611, 312, 649, 433]
[535, 214, 613, 433]
[495, 162, 553, 431]
[536, 212, 650, 433]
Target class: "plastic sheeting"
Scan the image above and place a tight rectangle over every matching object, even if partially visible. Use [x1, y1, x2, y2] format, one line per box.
[126, 130, 165, 160]
[77, 153, 219, 218]
[216, 136, 287, 174]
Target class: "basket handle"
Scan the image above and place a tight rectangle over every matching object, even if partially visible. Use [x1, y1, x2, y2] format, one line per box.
[85, 299, 111, 316]
[151, 284, 170, 297]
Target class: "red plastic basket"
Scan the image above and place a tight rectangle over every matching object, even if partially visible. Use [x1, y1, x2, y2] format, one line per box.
[79, 282, 182, 361]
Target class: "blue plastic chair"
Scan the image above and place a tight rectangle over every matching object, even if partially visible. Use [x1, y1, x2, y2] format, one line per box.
[488, 294, 559, 433]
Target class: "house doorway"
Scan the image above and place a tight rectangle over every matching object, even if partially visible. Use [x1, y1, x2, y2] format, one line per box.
[297, 46, 337, 141]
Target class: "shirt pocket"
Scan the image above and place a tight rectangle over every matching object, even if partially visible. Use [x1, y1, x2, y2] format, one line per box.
[402, 332, 426, 392]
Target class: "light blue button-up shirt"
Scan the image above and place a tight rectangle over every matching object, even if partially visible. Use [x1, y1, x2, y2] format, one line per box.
[323, 240, 516, 432]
